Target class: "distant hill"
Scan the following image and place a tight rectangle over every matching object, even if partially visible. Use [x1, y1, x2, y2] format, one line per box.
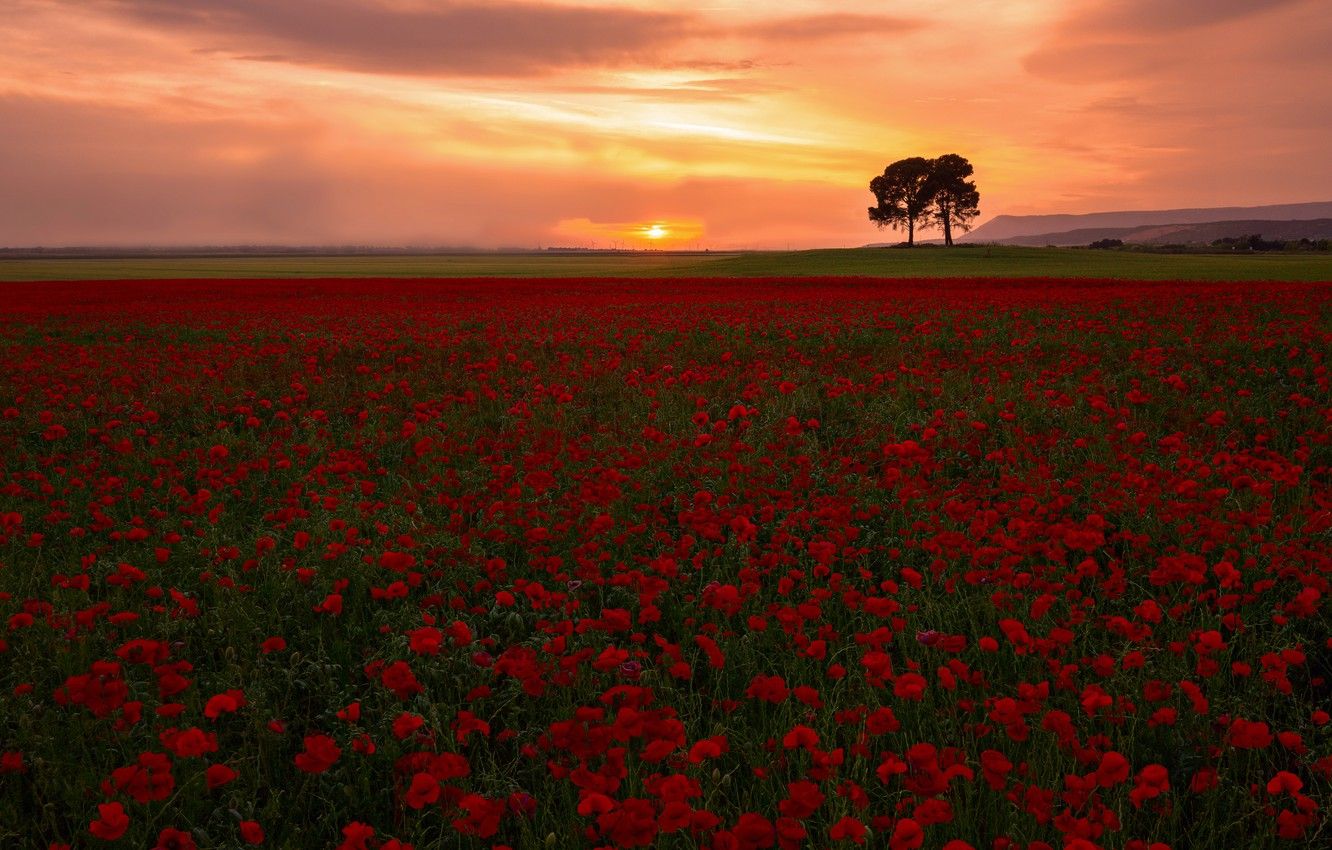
[984, 218, 1332, 247]
[965, 201, 1332, 244]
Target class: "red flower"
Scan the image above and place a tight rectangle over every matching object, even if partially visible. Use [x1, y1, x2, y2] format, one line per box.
[104, 751, 174, 803]
[979, 750, 1012, 790]
[1094, 751, 1130, 787]
[596, 797, 657, 847]
[408, 627, 444, 656]
[162, 727, 218, 758]
[694, 635, 725, 669]
[732, 813, 775, 850]
[205, 763, 238, 790]
[239, 820, 265, 845]
[260, 636, 286, 654]
[393, 712, 426, 740]
[381, 661, 424, 700]
[1190, 767, 1219, 793]
[829, 816, 867, 844]
[866, 707, 900, 735]
[688, 736, 727, 763]
[889, 818, 924, 850]
[782, 725, 819, 751]
[0, 751, 24, 774]
[745, 674, 789, 704]
[1129, 764, 1170, 808]
[204, 689, 246, 718]
[1266, 771, 1303, 796]
[337, 822, 375, 850]
[776, 817, 807, 850]
[779, 780, 825, 819]
[405, 772, 441, 809]
[89, 802, 130, 841]
[893, 672, 927, 701]
[1228, 718, 1273, 749]
[453, 710, 490, 743]
[57, 663, 129, 718]
[294, 734, 341, 774]
[154, 827, 197, 850]
[448, 620, 473, 646]
[452, 793, 504, 838]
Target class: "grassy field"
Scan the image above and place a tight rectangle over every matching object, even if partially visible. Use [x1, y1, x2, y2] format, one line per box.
[3, 245, 1332, 281]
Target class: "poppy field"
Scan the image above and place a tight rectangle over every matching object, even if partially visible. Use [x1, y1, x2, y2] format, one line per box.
[1, 276, 1330, 850]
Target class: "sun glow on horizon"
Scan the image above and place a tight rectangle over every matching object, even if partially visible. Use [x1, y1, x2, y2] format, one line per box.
[552, 218, 705, 248]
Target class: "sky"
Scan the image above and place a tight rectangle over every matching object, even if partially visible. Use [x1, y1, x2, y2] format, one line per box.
[2, 0, 1330, 249]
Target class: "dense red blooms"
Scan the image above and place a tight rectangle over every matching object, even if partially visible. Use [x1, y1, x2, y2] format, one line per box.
[103, 752, 174, 803]
[294, 734, 342, 773]
[890, 818, 925, 850]
[1095, 752, 1131, 787]
[1228, 718, 1274, 749]
[2, 277, 1330, 848]
[1130, 765, 1171, 809]
[829, 815, 867, 844]
[380, 660, 424, 700]
[89, 802, 130, 841]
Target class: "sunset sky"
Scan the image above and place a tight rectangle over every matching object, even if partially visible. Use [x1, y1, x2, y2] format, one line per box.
[3, 0, 1330, 249]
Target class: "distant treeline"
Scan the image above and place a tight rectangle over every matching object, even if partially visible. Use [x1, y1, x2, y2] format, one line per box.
[1087, 236, 1332, 253]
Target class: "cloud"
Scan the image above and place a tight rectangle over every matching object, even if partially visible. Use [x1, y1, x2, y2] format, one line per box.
[745, 14, 924, 43]
[546, 77, 787, 105]
[1066, 0, 1303, 33]
[1024, 0, 1315, 80]
[85, 0, 695, 77]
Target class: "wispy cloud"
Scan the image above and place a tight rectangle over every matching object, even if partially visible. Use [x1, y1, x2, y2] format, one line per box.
[84, 0, 696, 76]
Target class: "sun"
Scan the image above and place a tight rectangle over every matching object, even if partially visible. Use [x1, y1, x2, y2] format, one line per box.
[644, 224, 668, 240]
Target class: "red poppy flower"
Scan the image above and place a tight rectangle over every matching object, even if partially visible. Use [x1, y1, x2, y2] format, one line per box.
[104, 751, 174, 803]
[829, 816, 866, 844]
[405, 772, 441, 809]
[205, 763, 238, 790]
[337, 822, 375, 850]
[89, 802, 130, 841]
[380, 661, 423, 700]
[1094, 751, 1130, 787]
[239, 821, 265, 845]
[889, 817, 924, 850]
[732, 813, 775, 850]
[294, 734, 341, 773]
[154, 827, 197, 850]
[1129, 764, 1170, 808]
[779, 780, 825, 819]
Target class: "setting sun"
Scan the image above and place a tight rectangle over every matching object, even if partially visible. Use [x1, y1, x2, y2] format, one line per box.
[644, 224, 668, 240]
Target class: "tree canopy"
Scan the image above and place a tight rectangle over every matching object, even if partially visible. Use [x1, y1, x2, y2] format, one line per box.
[868, 154, 980, 246]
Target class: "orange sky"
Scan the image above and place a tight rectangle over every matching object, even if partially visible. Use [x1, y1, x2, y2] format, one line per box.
[3, 0, 1330, 249]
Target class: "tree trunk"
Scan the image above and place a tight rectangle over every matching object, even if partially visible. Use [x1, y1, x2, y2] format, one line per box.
[942, 208, 953, 247]
[907, 217, 915, 247]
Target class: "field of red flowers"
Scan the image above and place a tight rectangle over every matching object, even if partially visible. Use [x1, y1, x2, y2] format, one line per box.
[1, 276, 1330, 850]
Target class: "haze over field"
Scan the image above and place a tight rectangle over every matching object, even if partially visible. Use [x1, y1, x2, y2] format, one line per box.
[3, 0, 1331, 249]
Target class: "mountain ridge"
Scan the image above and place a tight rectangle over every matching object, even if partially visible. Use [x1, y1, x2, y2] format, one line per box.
[977, 218, 1332, 247]
[965, 201, 1332, 243]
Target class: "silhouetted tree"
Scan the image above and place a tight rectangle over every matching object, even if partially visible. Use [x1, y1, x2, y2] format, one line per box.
[868, 157, 935, 246]
[927, 154, 980, 246]
[869, 154, 981, 246]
